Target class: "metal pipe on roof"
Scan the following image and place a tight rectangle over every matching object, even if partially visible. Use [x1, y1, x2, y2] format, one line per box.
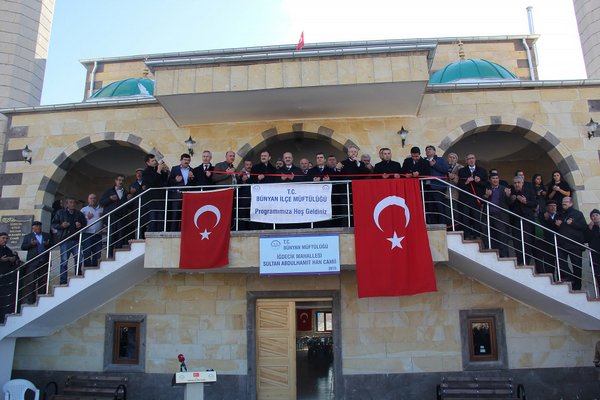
[89, 61, 98, 99]
[522, 39, 536, 81]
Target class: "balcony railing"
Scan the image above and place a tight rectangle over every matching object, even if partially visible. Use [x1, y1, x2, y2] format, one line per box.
[1, 178, 598, 322]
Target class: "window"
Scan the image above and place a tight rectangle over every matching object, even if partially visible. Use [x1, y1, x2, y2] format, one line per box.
[316, 311, 332, 332]
[112, 321, 140, 364]
[104, 314, 146, 372]
[467, 317, 497, 361]
[459, 309, 507, 370]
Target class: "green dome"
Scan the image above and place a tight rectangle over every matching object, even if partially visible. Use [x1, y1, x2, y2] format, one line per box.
[90, 77, 154, 99]
[429, 58, 518, 84]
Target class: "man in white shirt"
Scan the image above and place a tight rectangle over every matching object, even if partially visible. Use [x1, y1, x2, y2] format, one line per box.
[80, 193, 104, 267]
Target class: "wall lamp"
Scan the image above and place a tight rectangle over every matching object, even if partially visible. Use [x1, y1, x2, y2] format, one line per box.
[397, 126, 408, 147]
[22, 145, 32, 164]
[184, 136, 196, 156]
[586, 118, 598, 139]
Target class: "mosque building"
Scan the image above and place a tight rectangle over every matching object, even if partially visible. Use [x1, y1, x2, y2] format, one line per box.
[1, 1, 600, 399]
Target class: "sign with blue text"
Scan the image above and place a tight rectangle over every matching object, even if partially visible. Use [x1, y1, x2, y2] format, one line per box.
[251, 183, 332, 223]
[259, 234, 340, 275]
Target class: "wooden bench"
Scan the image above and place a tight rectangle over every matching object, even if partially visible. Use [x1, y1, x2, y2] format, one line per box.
[436, 376, 526, 400]
[47, 375, 127, 400]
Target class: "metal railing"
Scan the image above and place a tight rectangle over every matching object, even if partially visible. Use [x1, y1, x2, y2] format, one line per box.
[1, 178, 598, 322]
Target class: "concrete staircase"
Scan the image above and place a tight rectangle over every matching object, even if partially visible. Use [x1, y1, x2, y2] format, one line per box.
[447, 232, 600, 330]
[0, 241, 152, 340]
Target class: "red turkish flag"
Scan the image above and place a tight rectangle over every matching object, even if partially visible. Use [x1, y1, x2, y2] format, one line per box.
[352, 179, 437, 297]
[296, 31, 304, 50]
[179, 188, 233, 269]
[296, 309, 312, 331]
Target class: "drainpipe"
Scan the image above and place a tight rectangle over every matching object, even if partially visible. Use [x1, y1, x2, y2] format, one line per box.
[88, 61, 98, 98]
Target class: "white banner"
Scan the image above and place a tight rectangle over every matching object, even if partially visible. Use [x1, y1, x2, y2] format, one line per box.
[259, 234, 340, 275]
[251, 183, 332, 223]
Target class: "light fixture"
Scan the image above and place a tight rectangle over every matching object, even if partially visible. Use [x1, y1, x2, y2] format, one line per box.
[184, 136, 196, 156]
[586, 118, 599, 139]
[22, 145, 32, 164]
[397, 126, 408, 148]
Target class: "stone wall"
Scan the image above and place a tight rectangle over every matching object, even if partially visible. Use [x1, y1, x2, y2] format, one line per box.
[13, 266, 600, 374]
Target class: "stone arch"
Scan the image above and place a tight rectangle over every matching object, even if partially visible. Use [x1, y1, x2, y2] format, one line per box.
[437, 115, 584, 191]
[235, 123, 354, 164]
[36, 132, 155, 218]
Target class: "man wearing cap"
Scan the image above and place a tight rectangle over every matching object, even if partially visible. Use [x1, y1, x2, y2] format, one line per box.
[555, 197, 587, 290]
[586, 208, 600, 291]
[20, 221, 52, 304]
[129, 168, 145, 196]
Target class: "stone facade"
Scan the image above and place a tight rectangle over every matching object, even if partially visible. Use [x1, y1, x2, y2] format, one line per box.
[12, 268, 597, 380]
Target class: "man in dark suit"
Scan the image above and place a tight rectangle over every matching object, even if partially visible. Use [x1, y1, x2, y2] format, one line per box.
[100, 175, 132, 256]
[373, 148, 402, 179]
[168, 153, 196, 231]
[308, 152, 335, 182]
[555, 196, 587, 290]
[401, 146, 430, 178]
[249, 151, 277, 184]
[336, 145, 370, 179]
[141, 153, 169, 232]
[277, 152, 304, 182]
[457, 153, 488, 240]
[193, 150, 215, 186]
[482, 173, 511, 257]
[507, 175, 538, 266]
[20, 221, 52, 304]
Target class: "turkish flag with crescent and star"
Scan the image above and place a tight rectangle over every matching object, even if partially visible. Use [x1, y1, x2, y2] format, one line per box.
[179, 188, 233, 269]
[352, 179, 437, 297]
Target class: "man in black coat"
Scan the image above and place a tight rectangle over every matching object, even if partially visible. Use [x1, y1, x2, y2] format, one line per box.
[277, 152, 304, 182]
[555, 197, 587, 290]
[539, 200, 560, 277]
[193, 150, 215, 186]
[482, 173, 511, 258]
[52, 196, 87, 284]
[168, 153, 196, 231]
[587, 208, 600, 292]
[373, 148, 402, 179]
[142, 153, 169, 232]
[249, 151, 278, 184]
[20, 221, 52, 304]
[0, 232, 20, 321]
[401, 146, 430, 178]
[308, 152, 336, 182]
[457, 153, 487, 240]
[336, 145, 370, 179]
[507, 175, 538, 266]
[100, 175, 132, 256]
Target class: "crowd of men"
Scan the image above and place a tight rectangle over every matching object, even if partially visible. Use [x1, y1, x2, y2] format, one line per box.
[2, 145, 600, 322]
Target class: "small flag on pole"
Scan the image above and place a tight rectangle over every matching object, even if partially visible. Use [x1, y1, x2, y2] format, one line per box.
[296, 31, 305, 50]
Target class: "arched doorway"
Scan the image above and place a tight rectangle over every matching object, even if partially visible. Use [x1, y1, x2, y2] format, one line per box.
[38, 137, 151, 224]
[239, 131, 347, 167]
[446, 130, 556, 184]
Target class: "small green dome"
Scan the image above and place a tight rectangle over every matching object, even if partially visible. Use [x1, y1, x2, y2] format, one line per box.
[90, 77, 154, 99]
[429, 58, 518, 84]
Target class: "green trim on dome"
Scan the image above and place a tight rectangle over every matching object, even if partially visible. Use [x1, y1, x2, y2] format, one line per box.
[429, 58, 518, 84]
[90, 78, 155, 99]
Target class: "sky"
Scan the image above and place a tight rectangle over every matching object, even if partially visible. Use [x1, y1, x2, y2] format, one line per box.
[41, 0, 587, 105]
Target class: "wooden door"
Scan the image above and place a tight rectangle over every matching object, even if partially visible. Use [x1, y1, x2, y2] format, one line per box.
[256, 299, 296, 400]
